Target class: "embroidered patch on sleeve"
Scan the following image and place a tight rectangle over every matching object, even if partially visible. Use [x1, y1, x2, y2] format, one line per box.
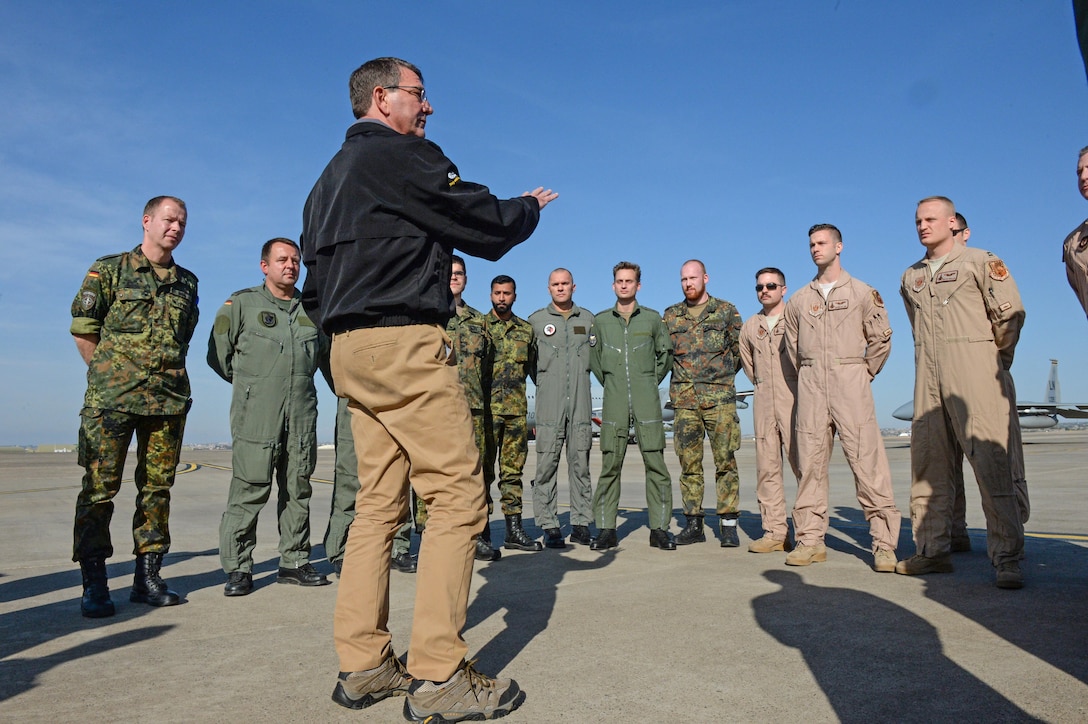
[988, 260, 1010, 281]
[999, 302, 1012, 312]
[871, 290, 884, 307]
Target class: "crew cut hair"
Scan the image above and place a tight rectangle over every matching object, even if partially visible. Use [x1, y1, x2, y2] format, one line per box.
[261, 237, 299, 261]
[807, 223, 842, 244]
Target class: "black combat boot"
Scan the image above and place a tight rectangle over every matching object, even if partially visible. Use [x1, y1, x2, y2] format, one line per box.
[674, 516, 706, 545]
[130, 552, 181, 607]
[543, 528, 566, 549]
[649, 529, 677, 550]
[720, 516, 740, 548]
[476, 524, 501, 561]
[79, 557, 115, 618]
[590, 528, 618, 551]
[570, 524, 593, 546]
[503, 514, 543, 551]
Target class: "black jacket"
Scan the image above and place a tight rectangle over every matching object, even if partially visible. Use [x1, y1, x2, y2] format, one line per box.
[301, 120, 540, 333]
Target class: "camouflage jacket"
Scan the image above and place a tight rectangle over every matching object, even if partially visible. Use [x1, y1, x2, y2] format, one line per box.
[70, 246, 199, 415]
[485, 310, 535, 416]
[663, 296, 742, 409]
[446, 303, 492, 411]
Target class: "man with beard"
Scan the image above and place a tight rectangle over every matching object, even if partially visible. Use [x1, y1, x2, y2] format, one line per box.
[663, 260, 744, 548]
[483, 275, 541, 552]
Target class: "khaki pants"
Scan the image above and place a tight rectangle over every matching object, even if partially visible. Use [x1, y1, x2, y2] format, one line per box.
[331, 325, 485, 681]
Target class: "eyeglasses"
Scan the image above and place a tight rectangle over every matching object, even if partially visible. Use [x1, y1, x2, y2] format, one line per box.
[755, 283, 781, 292]
[383, 85, 427, 103]
[952, 227, 966, 236]
[450, 271, 466, 278]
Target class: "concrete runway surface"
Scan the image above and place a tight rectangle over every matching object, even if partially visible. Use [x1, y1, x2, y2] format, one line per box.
[2, 431, 1088, 722]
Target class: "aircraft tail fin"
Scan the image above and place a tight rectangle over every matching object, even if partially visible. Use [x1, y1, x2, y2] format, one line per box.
[1046, 359, 1061, 405]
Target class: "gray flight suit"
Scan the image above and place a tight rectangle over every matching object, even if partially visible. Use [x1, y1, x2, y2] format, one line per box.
[208, 284, 328, 572]
[528, 302, 595, 530]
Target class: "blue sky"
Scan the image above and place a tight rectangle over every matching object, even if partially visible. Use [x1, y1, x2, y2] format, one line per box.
[2, 1, 1086, 445]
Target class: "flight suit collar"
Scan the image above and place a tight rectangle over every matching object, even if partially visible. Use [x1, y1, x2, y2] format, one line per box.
[546, 302, 584, 318]
[256, 282, 302, 312]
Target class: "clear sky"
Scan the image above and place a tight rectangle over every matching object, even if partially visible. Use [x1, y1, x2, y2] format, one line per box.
[2, 1, 1086, 445]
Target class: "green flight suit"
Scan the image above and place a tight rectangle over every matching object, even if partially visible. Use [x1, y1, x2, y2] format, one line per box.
[528, 302, 595, 529]
[590, 303, 673, 530]
[207, 284, 328, 572]
[70, 246, 199, 561]
[484, 310, 535, 515]
[325, 397, 421, 563]
[664, 296, 744, 518]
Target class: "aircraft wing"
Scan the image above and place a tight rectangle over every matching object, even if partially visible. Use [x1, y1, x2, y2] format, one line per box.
[1015, 403, 1088, 420]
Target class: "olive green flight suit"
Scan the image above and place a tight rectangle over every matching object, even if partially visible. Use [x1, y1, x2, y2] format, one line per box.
[208, 284, 328, 572]
[590, 303, 673, 531]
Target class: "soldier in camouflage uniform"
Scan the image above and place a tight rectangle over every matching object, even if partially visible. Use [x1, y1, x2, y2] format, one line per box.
[208, 238, 331, 595]
[70, 196, 198, 617]
[446, 256, 501, 561]
[664, 260, 745, 548]
[484, 275, 541, 551]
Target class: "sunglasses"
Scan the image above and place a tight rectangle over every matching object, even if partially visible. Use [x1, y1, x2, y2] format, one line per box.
[755, 283, 781, 292]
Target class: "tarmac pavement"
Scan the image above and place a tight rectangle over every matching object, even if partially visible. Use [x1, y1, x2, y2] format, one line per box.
[2, 431, 1088, 722]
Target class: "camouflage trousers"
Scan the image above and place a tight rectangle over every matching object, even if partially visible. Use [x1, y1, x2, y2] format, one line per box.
[484, 412, 527, 515]
[73, 408, 186, 561]
[673, 404, 740, 517]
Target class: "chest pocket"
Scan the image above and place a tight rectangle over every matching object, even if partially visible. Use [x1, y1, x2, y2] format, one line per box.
[107, 287, 153, 334]
[509, 328, 532, 364]
[166, 290, 197, 343]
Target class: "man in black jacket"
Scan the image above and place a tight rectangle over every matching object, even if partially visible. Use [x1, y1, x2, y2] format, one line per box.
[302, 57, 556, 721]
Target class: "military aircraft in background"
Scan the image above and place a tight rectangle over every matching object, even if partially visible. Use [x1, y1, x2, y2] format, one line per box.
[892, 359, 1088, 430]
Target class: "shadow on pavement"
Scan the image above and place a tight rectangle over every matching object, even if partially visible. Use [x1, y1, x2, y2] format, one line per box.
[753, 569, 1041, 723]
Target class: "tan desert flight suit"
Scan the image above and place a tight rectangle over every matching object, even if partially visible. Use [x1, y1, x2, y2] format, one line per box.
[1062, 218, 1088, 317]
[739, 312, 801, 542]
[784, 271, 901, 553]
[900, 243, 1025, 566]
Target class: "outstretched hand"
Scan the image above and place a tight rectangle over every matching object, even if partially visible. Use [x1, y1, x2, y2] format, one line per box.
[524, 187, 559, 210]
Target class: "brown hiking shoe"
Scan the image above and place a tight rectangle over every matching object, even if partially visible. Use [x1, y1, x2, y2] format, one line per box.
[404, 660, 523, 722]
[748, 535, 788, 554]
[331, 653, 413, 710]
[894, 553, 953, 576]
[872, 548, 897, 573]
[785, 542, 827, 566]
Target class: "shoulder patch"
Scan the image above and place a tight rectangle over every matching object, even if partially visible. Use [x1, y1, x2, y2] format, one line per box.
[988, 260, 1010, 281]
[871, 290, 884, 308]
[80, 290, 97, 311]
